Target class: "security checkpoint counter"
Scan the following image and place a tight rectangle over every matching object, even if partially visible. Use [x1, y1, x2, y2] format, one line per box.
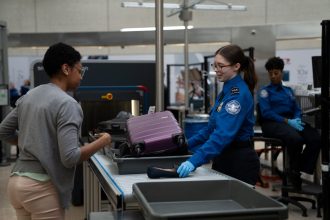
[83, 152, 232, 218]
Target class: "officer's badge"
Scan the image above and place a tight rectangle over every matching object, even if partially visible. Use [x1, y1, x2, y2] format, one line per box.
[225, 100, 241, 115]
[217, 102, 223, 112]
[260, 89, 268, 98]
[231, 87, 239, 95]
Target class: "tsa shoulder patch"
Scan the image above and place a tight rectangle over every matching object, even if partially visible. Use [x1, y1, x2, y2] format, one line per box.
[225, 100, 241, 115]
[231, 87, 239, 95]
[260, 89, 268, 98]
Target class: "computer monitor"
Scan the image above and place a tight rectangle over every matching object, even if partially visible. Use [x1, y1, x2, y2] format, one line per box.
[0, 84, 9, 106]
[311, 56, 322, 88]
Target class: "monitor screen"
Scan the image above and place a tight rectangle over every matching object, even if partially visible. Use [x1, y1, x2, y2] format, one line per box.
[0, 84, 9, 106]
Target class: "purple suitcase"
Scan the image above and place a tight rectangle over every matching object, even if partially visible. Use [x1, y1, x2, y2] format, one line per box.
[126, 111, 186, 156]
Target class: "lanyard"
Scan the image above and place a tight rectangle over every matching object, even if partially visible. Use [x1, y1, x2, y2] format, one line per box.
[216, 92, 225, 112]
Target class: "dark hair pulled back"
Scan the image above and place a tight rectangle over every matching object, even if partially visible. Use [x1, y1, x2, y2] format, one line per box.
[215, 44, 258, 93]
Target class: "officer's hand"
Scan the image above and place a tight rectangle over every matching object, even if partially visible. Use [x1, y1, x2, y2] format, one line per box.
[177, 161, 195, 178]
[288, 118, 305, 131]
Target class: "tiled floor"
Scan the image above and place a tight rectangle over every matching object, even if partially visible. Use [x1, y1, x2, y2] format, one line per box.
[0, 147, 322, 220]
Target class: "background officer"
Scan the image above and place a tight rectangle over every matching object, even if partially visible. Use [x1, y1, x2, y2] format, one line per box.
[257, 56, 321, 190]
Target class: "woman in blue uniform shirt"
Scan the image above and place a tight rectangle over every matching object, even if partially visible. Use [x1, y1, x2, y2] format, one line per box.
[177, 44, 260, 185]
[257, 57, 321, 190]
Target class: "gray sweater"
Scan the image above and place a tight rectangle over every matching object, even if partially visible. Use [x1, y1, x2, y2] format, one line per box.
[0, 83, 82, 208]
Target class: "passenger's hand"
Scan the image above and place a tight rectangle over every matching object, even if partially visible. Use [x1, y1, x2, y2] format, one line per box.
[288, 118, 305, 131]
[97, 132, 111, 146]
[177, 161, 195, 178]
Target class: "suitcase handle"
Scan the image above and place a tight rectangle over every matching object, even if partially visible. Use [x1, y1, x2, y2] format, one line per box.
[173, 134, 187, 148]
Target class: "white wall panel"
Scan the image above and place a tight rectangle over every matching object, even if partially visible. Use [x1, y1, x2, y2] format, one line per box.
[1, 0, 329, 33]
[36, 0, 108, 32]
[0, 0, 36, 33]
[1, 0, 328, 54]
[266, 0, 330, 24]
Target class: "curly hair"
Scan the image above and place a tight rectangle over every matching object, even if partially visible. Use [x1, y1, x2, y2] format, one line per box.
[42, 42, 81, 78]
[265, 57, 284, 71]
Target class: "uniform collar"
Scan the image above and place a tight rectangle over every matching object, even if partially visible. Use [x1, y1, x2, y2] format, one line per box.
[270, 82, 283, 90]
[222, 74, 241, 94]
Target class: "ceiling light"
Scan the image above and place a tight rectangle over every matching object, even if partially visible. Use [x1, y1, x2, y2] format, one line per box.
[121, 1, 246, 11]
[120, 25, 193, 32]
[193, 4, 246, 11]
[121, 2, 180, 9]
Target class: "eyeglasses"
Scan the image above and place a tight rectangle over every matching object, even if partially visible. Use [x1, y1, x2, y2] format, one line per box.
[74, 66, 88, 78]
[211, 63, 232, 71]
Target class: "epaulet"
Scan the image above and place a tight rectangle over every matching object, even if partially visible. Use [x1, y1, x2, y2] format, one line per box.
[230, 86, 240, 95]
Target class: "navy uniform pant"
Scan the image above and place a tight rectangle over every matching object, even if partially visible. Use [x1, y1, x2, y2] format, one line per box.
[261, 121, 321, 174]
[212, 142, 260, 185]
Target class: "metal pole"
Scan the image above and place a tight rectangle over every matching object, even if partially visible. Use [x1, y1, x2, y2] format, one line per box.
[321, 19, 330, 220]
[0, 22, 10, 165]
[179, 0, 192, 112]
[0, 22, 9, 84]
[184, 19, 189, 111]
[155, 0, 164, 111]
[202, 57, 208, 113]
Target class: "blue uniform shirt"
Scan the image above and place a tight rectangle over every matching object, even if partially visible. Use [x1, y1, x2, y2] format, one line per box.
[257, 83, 301, 123]
[188, 74, 255, 167]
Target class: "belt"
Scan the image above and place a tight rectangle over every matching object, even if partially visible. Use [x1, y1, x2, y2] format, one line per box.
[230, 140, 253, 149]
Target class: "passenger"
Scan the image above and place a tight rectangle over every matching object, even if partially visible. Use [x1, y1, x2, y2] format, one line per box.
[9, 82, 20, 108]
[20, 79, 31, 96]
[257, 56, 321, 190]
[177, 44, 260, 185]
[0, 42, 111, 220]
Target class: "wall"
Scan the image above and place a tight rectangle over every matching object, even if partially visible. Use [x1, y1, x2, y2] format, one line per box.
[276, 48, 321, 87]
[1, 0, 329, 33]
[0, 0, 329, 55]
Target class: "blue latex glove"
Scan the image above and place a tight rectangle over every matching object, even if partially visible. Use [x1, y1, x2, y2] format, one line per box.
[288, 118, 305, 131]
[177, 161, 195, 178]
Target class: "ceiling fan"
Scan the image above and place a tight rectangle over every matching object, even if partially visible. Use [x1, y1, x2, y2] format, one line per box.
[121, 0, 247, 17]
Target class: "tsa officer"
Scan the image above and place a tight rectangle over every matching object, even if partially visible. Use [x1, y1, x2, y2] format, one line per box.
[257, 56, 321, 190]
[177, 44, 260, 185]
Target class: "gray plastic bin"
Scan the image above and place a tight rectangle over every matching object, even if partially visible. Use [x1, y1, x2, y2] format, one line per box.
[133, 180, 288, 220]
[110, 150, 190, 174]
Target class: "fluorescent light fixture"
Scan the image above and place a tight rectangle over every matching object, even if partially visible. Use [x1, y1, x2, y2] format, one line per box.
[193, 4, 247, 11]
[121, 1, 246, 11]
[120, 25, 193, 32]
[121, 2, 180, 9]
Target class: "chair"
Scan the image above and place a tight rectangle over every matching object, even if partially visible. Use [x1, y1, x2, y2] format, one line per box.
[279, 146, 318, 217]
[255, 103, 322, 217]
[254, 104, 283, 183]
[253, 135, 283, 182]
